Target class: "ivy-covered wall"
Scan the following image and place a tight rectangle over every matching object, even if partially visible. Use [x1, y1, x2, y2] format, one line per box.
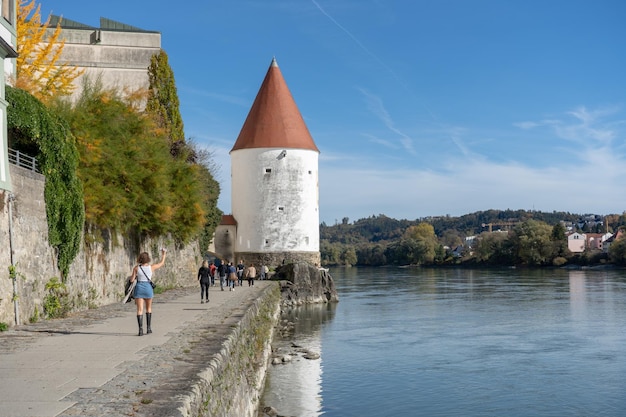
[6, 86, 84, 279]
[0, 165, 203, 327]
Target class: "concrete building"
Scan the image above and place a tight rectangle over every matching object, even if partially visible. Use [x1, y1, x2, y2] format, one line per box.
[0, 0, 17, 191]
[212, 58, 321, 268]
[47, 16, 160, 104]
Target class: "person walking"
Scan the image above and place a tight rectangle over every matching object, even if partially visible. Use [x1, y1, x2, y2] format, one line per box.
[245, 263, 257, 286]
[198, 260, 211, 303]
[217, 260, 227, 291]
[209, 261, 217, 286]
[236, 259, 245, 287]
[130, 248, 166, 336]
[228, 261, 238, 291]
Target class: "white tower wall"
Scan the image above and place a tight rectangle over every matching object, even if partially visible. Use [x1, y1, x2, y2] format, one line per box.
[231, 147, 319, 258]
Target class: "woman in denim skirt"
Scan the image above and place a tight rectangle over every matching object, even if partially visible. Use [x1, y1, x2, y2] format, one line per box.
[130, 248, 166, 336]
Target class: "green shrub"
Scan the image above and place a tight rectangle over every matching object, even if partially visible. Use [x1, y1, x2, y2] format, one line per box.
[29, 306, 40, 323]
[43, 277, 71, 318]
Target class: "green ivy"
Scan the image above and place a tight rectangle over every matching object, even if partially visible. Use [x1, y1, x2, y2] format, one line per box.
[6, 86, 85, 279]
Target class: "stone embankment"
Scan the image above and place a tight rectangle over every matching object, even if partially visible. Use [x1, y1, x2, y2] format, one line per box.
[0, 282, 281, 417]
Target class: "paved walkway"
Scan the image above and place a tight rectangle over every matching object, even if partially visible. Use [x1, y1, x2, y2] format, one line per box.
[0, 280, 274, 417]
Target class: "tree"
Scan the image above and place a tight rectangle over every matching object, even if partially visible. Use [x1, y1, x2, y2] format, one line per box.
[15, 0, 83, 102]
[340, 246, 357, 266]
[144, 50, 222, 247]
[402, 223, 438, 264]
[473, 232, 511, 264]
[550, 223, 569, 258]
[609, 235, 626, 265]
[146, 50, 186, 157]
[404, 223, 436, 240]
[356, 243, 387, 266]
[64, 84, 173, 235]
[321, 240, 342, 265]
[509, 220, 554, 265]
[441, 229, 463, 249]
[193, 145, 223, 252]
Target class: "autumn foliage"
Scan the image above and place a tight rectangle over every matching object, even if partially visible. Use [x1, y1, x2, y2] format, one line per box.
[15, 0, 83, 102]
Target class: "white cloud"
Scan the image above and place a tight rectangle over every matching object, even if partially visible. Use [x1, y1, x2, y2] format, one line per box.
[319, 105, 626, 223]
[319, 156, 626, 223]
[513, 121, 540, 129]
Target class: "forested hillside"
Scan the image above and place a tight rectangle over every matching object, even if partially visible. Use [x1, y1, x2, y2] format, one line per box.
[320, 210, 626, 268]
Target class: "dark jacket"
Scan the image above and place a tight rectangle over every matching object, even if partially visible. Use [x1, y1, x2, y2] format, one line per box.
[198, 266, 211, 284]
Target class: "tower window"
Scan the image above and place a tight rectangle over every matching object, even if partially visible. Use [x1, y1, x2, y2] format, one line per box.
[277, 206, 285, 212]
[265, 168, 272, 174]
[308, 170, 312, 175]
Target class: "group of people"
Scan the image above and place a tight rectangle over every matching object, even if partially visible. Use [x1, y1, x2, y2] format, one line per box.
[127, 249, 270, 337]
[199, 259, 267, 295]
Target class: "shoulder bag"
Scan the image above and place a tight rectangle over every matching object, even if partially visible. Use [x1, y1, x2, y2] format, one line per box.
[140, 265, 156, 289]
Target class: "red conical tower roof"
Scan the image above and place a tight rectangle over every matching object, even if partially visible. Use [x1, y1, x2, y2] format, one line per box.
[231, 58, 319, 153]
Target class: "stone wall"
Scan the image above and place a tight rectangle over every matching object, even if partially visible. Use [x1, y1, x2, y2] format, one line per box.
[235, 251, 321, 272]
[0, 165, 204, 327]
[176, 284, 281, 417]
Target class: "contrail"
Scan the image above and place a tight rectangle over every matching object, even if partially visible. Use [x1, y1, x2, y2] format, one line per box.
[310, 0, 404, 85]
[310, 0, 469, 157]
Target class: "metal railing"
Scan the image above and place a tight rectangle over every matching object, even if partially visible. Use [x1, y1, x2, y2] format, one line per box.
[8, 147, 39, 173]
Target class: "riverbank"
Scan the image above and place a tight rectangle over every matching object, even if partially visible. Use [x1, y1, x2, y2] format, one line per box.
[0, 281, 280, 417]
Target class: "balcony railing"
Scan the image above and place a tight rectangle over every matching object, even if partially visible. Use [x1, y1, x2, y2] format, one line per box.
[8, 147, 39, 173]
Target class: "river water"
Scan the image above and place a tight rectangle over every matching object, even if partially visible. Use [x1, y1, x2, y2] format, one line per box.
[259, 267, 626, 417]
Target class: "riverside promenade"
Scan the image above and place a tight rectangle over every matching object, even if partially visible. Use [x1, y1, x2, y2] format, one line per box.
[0, 280, 275, 417]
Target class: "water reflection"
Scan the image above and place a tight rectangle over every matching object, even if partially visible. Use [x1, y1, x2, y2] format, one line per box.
[568, 270, 587, 321]
[260, 303, 336, 417]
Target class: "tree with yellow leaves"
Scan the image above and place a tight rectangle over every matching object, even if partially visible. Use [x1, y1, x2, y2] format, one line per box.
[15, 0, 83, 102]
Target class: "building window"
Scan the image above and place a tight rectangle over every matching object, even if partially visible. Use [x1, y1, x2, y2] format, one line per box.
[265, 168, 272, 174]
[277, 206, 284, 212]
[308, 170, 312, 175]
[2, 0, 14, 23]
[265, 239, 270, 246]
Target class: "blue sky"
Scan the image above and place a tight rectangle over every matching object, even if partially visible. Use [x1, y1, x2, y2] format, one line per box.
[40, 0, 626, 224]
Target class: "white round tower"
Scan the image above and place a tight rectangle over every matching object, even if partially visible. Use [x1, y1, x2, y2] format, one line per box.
[229, 58, 320, 267]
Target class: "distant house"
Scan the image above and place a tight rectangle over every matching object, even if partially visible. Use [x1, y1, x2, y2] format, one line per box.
[567, 232, 586, 253]
[603, 229, 624, 253]
[451, 245, 465, 258]
[586, 233, 612, 251]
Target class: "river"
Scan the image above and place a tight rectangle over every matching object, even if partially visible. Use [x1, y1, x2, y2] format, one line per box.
[259, 267, 626, 417]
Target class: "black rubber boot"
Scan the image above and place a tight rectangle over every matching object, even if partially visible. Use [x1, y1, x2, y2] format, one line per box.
[137, 314, 143, 336]
[146, 313, 152, 334]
